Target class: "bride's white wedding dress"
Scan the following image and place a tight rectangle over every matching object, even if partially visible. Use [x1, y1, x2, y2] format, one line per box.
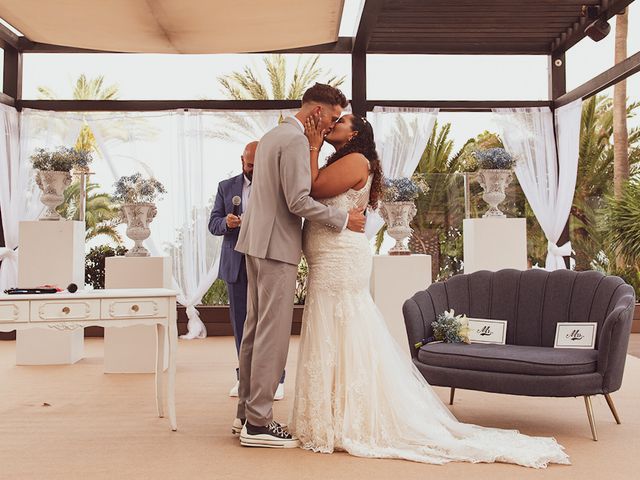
[289, 174, 570, 468]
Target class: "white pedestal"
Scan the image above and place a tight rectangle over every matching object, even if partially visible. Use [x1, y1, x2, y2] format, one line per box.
[371, 255, 432, 357]
[16, 221, 85, 365]
[463, 218, 528, 274]
[104, 256, 171, 373]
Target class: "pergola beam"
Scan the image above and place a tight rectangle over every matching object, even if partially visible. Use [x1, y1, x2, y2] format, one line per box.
[18, 37, 355, 55]
[552, 0, 634, 54]
[2, 44, 21, 103]
[352, 0, 385, 116]
[16, 99, 302, 112]
[555, 50, 640, 107]
[15, 99, 553, 113]
[549, 52, 567, 100]
[366, 100, 552, 112]
[0, 21, 18, 49]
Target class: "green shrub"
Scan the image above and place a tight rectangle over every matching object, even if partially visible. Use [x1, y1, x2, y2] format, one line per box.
[201, 279, 229, 305]
[85, 245, 128, 289]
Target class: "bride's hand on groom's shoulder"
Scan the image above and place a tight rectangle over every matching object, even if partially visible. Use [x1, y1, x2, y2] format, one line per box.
[304, 113, 326, 151]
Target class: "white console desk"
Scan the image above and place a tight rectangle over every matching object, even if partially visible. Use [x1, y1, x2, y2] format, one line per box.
[0, 288, 178, 431]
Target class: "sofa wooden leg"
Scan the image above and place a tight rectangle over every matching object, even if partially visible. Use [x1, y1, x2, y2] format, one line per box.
[604, 393, 621, 424]
[584, 395, 598, 441]
[449, 387, 455, 405]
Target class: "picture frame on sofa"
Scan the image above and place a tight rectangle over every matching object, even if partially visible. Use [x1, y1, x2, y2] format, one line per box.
[467, 318, 507, 344]
[554, 322, 597, 349]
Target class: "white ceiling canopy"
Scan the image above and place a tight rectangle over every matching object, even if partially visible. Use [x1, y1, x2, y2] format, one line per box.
[0, 0, 345, 53]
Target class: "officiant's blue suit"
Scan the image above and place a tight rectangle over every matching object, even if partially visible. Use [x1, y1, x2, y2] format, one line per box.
[209, 173, 247, 355]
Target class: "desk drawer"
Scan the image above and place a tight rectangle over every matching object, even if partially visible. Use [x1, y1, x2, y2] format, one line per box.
[101, 298, 167, 319]
[0, 301, 29, 322]
[31, 299, 100, 322]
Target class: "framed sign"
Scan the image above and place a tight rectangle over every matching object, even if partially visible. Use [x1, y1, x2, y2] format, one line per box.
[468, 318, 507, 344]
[554, 323, 597, 349]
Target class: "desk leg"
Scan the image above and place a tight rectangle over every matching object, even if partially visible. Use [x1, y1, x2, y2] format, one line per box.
[155, 323, 166, 418]
[168, 298, 178, 431]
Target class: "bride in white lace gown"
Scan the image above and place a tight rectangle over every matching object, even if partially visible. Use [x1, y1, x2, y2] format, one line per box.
[289, 114, 570, 468]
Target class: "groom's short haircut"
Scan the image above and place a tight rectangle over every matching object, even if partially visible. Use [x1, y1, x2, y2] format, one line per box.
[302, 83, 348, 108]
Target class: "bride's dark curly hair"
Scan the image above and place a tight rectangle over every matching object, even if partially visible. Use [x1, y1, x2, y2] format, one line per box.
[325, 115, 383, 209]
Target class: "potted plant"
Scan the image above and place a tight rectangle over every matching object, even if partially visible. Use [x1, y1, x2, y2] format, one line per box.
[379, 174, 429, 255]
[472, 147, 516, 218]
[112, 173, 166, 257]
[30, 147, 92, 221]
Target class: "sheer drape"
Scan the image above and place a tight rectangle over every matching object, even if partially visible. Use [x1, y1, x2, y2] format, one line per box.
[0, 108, 84, 291]
[16, 108, 293, 338]
[364, 107, 438, 239]
[493, 99, 582, 270]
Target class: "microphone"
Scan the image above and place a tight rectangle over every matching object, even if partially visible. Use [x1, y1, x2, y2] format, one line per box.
[232, 196, 242, 216]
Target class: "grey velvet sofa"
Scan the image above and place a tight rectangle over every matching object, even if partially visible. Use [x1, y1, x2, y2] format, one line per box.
[402, 269, 636, 440]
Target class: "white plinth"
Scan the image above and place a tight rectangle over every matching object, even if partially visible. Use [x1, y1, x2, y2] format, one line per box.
[104, 256, 171, 373]
[463, 218, 528, 274]
[16, 221, 85, 365]
[371, 254, 432, 357]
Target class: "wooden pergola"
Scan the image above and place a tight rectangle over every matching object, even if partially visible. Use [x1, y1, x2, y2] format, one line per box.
[0, 0, 637, 116]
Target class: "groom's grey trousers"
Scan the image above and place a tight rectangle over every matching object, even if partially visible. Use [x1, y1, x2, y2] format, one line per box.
[236, 255, 297, 426]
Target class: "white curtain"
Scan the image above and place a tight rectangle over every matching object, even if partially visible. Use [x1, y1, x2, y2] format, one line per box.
[0, 107, 85, 291]
[493, 99, 582, 270]
[0, 105, 23, 290]
[365, 106, 438, 239]
[17, 108, 293, 339]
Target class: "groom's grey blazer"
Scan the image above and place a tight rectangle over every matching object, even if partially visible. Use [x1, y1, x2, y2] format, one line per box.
[235, 117, 348, 264]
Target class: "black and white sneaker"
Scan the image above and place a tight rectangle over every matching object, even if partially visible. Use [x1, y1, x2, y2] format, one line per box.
[240, 421, 300, 448]
[232, 418, 245, 436]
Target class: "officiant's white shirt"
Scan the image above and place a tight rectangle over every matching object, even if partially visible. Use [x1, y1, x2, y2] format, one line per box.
[242, 174, 251, 213]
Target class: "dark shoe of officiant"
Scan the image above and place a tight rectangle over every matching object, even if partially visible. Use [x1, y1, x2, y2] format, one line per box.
[208, 141, 286, 415]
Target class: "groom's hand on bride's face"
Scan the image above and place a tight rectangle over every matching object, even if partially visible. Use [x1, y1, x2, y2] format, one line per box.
[347, 208, 366, 233]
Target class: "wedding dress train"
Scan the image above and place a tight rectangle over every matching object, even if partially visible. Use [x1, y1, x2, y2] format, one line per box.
[289, 175, 570, 468]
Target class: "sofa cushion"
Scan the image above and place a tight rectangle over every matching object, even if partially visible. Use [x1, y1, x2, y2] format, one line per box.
[417, 342, 598, 376]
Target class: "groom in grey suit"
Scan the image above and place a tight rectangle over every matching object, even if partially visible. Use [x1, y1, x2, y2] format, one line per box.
[235, 83, 365, 448]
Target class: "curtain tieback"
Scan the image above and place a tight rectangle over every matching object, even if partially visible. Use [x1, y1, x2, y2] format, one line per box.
[0, 247, 18, 262]
[177, 298, 207, 340]
[547, 241, 572, 257]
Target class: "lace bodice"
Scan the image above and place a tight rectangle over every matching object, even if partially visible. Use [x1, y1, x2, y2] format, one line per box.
[317, 174, 373, 211]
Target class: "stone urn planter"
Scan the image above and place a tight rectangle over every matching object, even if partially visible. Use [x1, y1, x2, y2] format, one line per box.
[35, 170, 72, 221]
[379, 201, 417, 255]
[477, 169, 513, 218]
[121, 202, 157, 257]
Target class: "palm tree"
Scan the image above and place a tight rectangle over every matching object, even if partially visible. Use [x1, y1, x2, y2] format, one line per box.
[37, 74, 157, 166]
[573, 95, 640, 270]
[218, 54, 345, 100]
[409, 121, 465, 279]
[613, 9, 630, 199]
[613, 9, 630, 268]
[214, 54, 347, 143]
[57, 182, 122, 244]
[600, 179, 640, 294]
[374, 121, 466, 279]
[38, 75, 120, 154]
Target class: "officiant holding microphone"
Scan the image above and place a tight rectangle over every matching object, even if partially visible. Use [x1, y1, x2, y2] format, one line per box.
[208, 141, 285, 401]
